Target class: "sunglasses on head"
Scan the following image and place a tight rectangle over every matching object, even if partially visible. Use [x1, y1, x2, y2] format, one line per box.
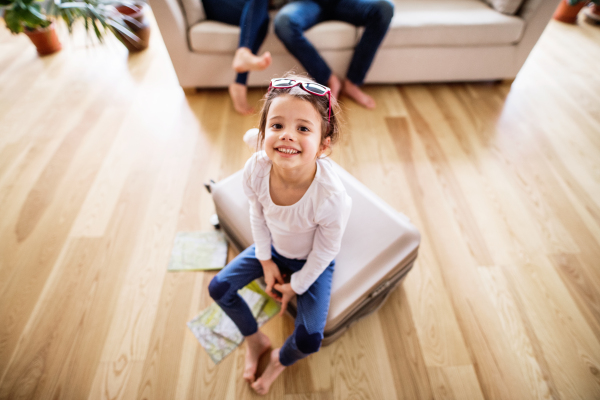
[268, 78, 332, 122]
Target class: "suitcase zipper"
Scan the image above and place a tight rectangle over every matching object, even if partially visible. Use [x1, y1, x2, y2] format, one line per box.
[370, 281, 392, 298]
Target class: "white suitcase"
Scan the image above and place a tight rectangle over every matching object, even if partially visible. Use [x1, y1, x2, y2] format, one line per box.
[207, 162, 420, 345]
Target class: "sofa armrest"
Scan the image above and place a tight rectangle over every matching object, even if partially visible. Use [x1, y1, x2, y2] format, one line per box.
[514, 0, 561, 68]
[148, 0, 191, 77]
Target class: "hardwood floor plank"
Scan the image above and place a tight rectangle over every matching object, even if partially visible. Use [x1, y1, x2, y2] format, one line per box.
[380, 288, 434, 400]
[0, 151, 160, 399]
[0, 75, 110, 234]
[506, 257, 600, 399]
[172, 273, 227, 400]
[403, 247, 472, 368]
[0, 60, 135, 293]
[88, 111, 197, 400]
[478, 86, 600, 291]
[284, 393, 333, 400]
[477, 266, 557, 399]
[87, 361, 145, 400]
[384, 117, 471, 367]
[69, 110, 145, 238]
[331, 313, 399, 400]
[426, 84, 539, 266]
[14, 99, 108, 243]
[0, 101, 129, 381]
[387, 110, 531, 399]
[398, 87, 495, 267]
[428, 366, 485, 400]
[551, 253, 600, 342]
[0, 237, 104, 400]
[134, 271, 197, 400]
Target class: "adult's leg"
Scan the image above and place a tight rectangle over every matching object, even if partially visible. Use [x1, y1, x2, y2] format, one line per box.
[233, 0, 271, 80]
[204, 0, 270, 83]
[273, 1, 331, 85]
[203, 0, 270, 114]
[331, 0, 394, 85]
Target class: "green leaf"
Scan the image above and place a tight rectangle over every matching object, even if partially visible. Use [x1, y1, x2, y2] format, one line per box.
[106, 18, 137, 41]
[27, 3, 46, 20]
[4, 10, 24, 33]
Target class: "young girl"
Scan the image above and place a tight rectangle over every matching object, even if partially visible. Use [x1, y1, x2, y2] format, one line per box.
[208, 75, 351, 395]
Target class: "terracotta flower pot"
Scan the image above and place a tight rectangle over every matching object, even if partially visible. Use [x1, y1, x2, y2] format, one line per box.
[24, 22, 62, 56]
[114, 3, 151, 52]
[553, 0, 588, 23]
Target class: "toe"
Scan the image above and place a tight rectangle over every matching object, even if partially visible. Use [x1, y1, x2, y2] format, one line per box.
[244, 373, 255, 384]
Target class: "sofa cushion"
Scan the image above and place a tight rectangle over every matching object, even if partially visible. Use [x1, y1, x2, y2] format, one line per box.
[181, 0, 206, 27]
[189, 20, 357, 54]
[188, 0, 525, 54]
[380, 1, 525, 48]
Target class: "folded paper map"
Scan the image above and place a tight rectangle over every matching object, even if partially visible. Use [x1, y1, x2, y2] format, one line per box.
[188, 281, 280, 364]
[168, 231, 228, 271]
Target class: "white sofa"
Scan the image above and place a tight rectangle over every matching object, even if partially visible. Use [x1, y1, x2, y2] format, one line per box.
[148, 0, 560, 88]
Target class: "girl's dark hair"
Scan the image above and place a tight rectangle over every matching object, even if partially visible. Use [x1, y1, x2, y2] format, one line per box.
[256, 72, 342, 157]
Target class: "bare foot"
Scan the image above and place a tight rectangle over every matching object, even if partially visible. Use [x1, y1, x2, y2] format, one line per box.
[342, 79, 376, 109]
[232, 47, 272, 73]
[243, 331, 271, 383]
[328, 73, 342, 101]
[251, 348, 286, 395]
[228, 83, 254, 115]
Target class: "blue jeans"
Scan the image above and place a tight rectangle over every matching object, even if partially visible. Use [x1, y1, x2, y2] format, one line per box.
[202, 0, 270, 85]
[274, 0, 394, 85]
[208, 244, 335, 366]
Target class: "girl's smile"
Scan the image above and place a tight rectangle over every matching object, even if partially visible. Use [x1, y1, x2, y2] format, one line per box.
[275, 146, 300, 156]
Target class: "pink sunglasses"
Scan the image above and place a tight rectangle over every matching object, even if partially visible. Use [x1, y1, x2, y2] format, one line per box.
[268, 78, 332, 122]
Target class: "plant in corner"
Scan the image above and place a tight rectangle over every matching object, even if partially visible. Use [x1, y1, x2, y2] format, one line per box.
[1, 0, 61, 55]
[1, 0, 142, 56]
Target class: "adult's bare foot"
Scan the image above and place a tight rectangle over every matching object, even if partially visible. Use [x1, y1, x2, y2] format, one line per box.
[228, 83, 254, 115]
[232, 47, 272, 73]
[327, 74, 342, 101]
[342, 79, 376, 109]
[251, 348, 286, 395]
[243, 331, 272, 383]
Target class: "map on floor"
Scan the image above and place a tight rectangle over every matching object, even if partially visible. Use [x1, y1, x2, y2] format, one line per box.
[167, 230, 228, 271]
[188, 281, 280, 364]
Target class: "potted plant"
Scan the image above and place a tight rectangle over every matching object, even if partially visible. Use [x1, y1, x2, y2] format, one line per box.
[113, 1, 150, 52]
[49, 0, 145, 46]
[1, 0, 142, 55]
[1, 0, 62, 55]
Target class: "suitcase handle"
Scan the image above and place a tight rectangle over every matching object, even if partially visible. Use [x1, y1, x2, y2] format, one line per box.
[204, 179, 216, 194]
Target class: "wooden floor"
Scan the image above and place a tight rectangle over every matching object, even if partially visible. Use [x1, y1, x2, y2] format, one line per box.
[1, 12, 600, 400]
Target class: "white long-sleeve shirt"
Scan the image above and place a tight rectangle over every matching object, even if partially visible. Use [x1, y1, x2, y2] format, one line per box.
[242, 151, 352, 295]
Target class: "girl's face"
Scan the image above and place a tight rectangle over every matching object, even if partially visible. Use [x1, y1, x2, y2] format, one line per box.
[264, 95, 330, 174]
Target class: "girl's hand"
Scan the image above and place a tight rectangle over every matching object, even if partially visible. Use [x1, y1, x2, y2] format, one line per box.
[273, 283, 296, 317]
[260, 259, 284, 301]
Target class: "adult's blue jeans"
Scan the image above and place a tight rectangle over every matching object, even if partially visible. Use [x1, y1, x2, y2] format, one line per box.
[202, 0, 270, 85]
[274, 0, 394, 85]
[208, 244, 335, 366]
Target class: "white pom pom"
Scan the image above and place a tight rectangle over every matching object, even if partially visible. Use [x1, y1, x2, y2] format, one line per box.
[243, 128, 260, 150]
